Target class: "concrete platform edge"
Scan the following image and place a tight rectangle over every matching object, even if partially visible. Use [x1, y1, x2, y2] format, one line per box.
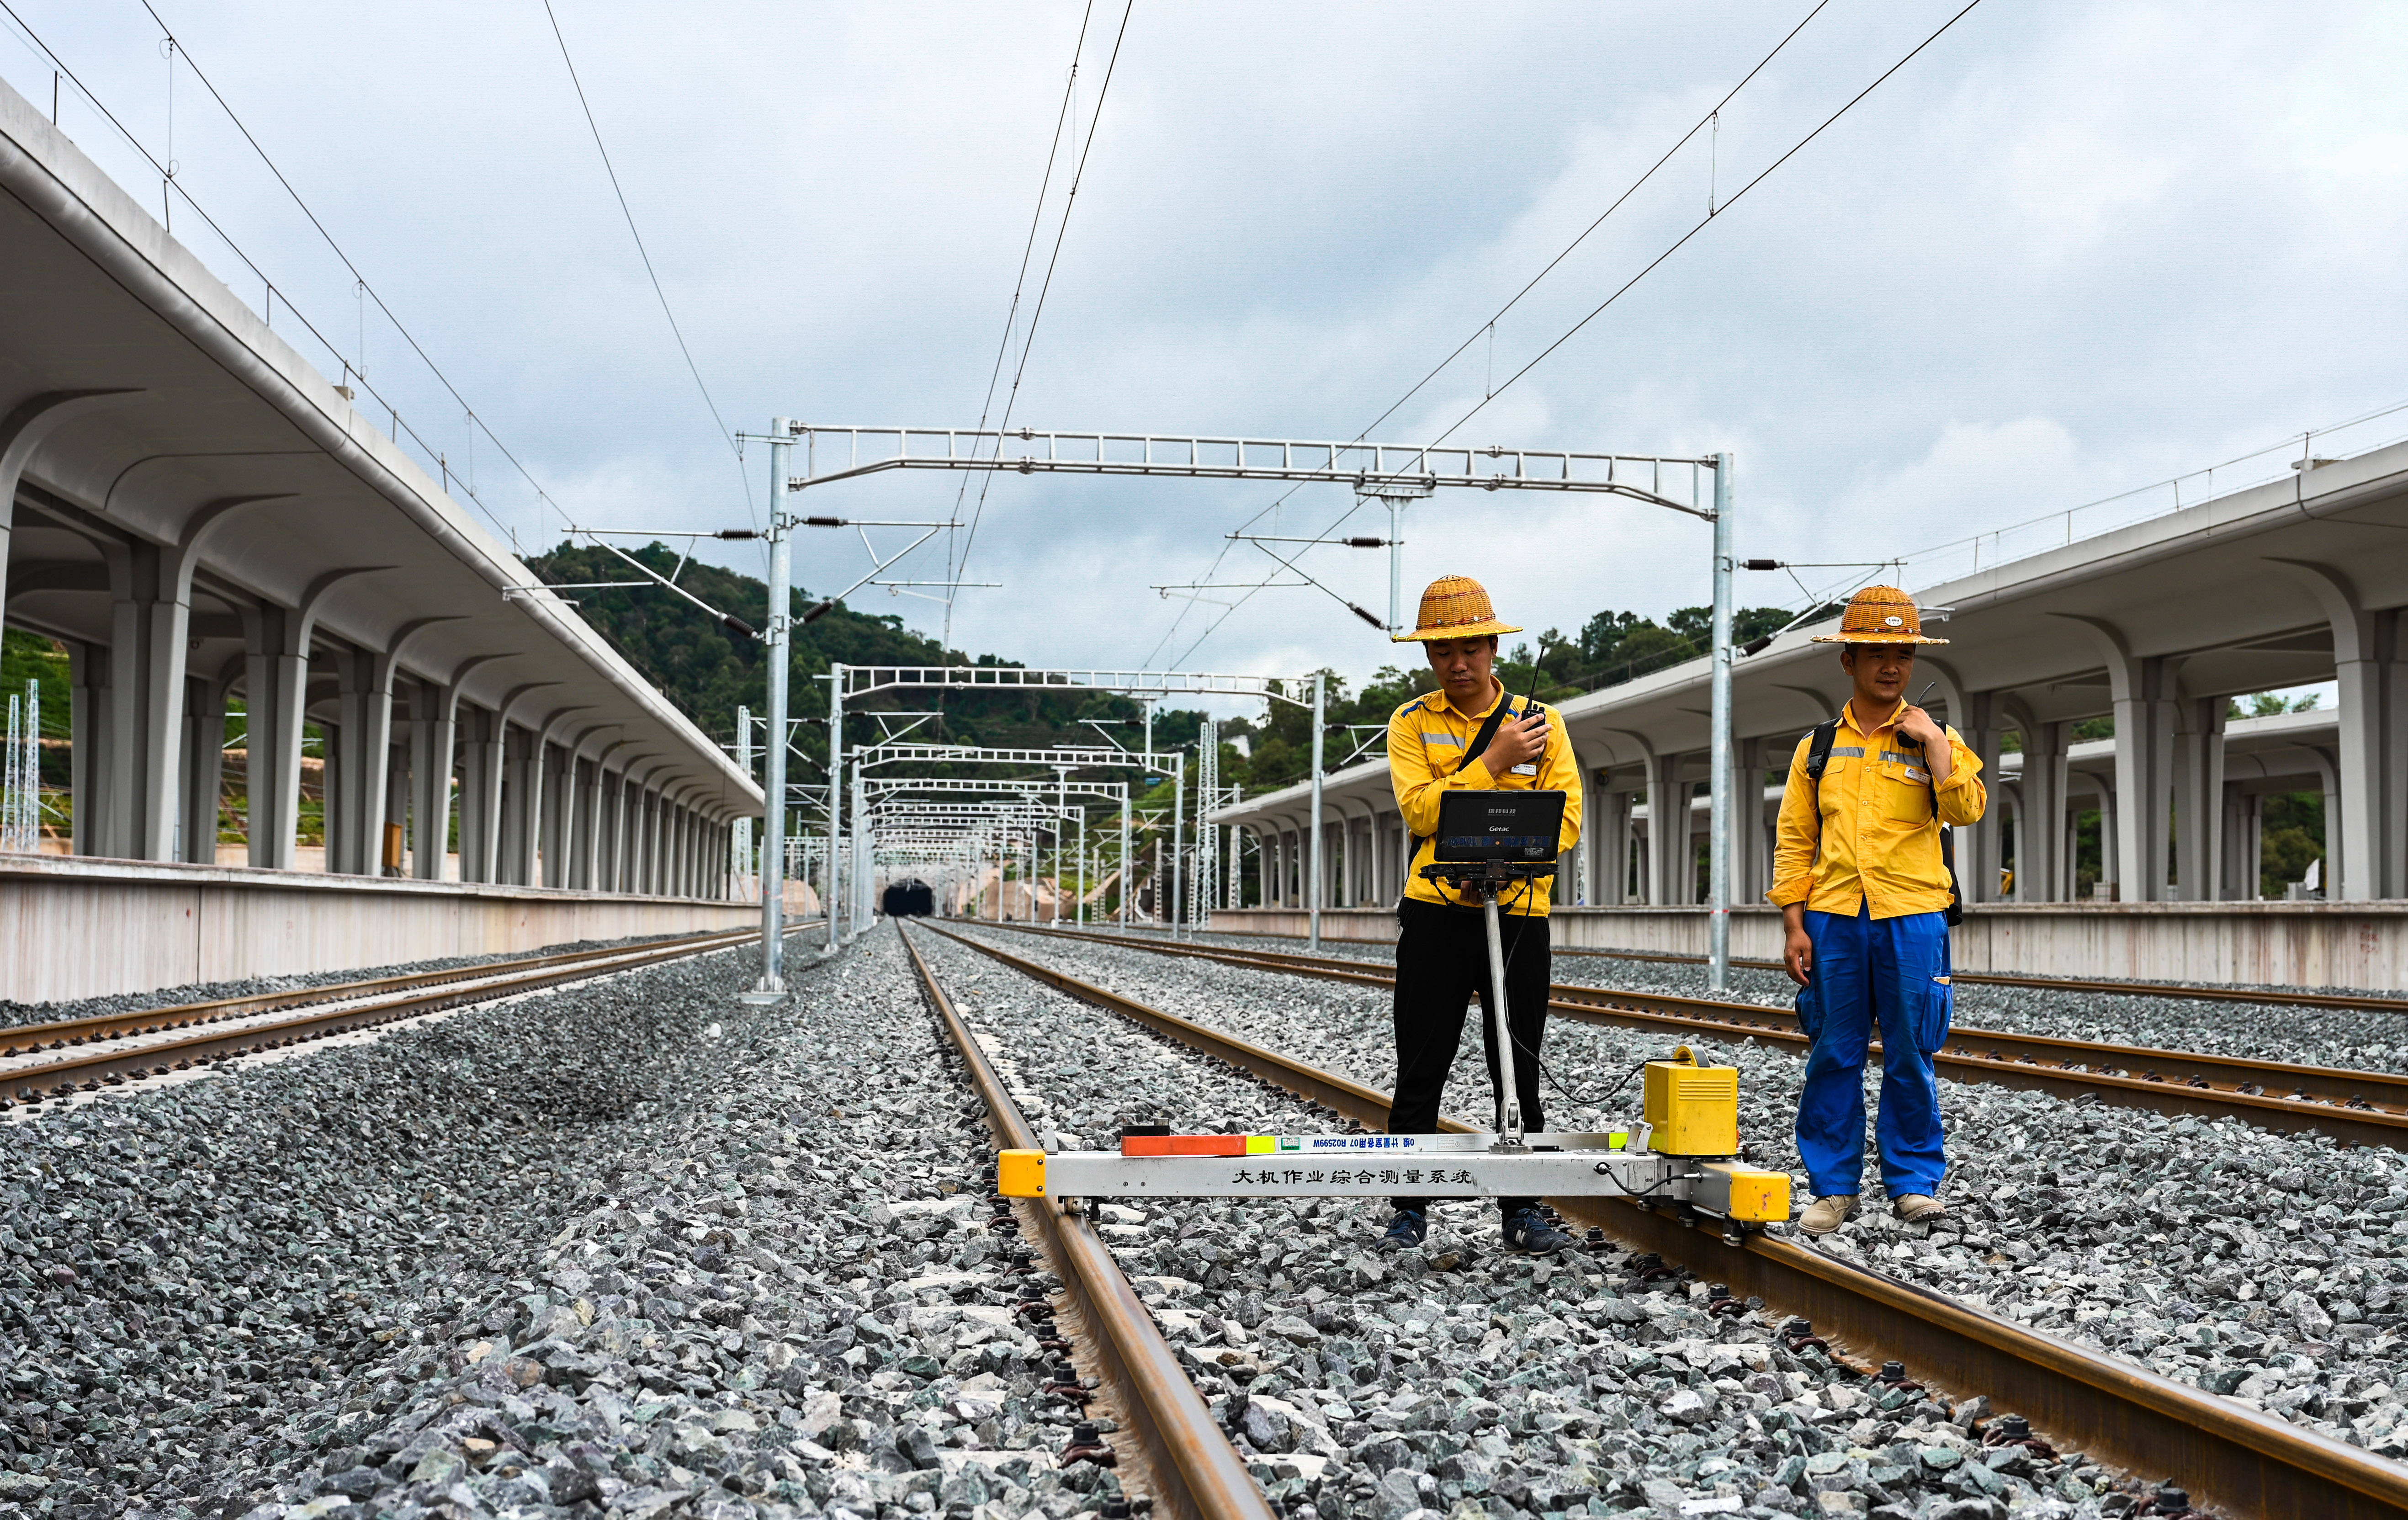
[1204, 902, 2408, 992]
[0, 853, 758, 1005]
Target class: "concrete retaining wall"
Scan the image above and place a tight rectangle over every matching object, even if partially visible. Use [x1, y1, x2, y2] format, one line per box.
[0, 855, 761, 1007]
[1208, 902, 2408, 992]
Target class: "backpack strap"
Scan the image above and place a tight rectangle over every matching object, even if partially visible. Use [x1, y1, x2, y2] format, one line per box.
[1457, 695, 1519, 776]
[1802, 718, 1840, 865]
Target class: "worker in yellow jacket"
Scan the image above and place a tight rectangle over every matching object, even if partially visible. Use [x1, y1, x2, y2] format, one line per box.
[1383, 575, 1582, 1254]
[1767, 586, 1985, 1236]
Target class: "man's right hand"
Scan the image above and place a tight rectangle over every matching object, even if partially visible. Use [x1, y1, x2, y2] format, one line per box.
[1480, 712, 1549, 778]
[1782, 903, 1813, 986]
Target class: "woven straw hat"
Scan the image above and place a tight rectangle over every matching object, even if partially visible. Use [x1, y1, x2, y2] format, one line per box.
[1395, 574, 1523, 643]
[1810, 585, 1949, 645]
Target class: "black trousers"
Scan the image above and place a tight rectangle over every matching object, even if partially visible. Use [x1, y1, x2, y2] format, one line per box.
[1389, 897, 1550, 1213]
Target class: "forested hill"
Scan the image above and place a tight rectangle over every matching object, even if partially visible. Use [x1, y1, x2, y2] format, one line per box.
[530, 541, 1798, 797]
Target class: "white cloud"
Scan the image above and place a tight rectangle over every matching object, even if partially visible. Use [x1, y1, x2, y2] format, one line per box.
[8, 0, 2406, 696]
[1842, 417, 2085, 529]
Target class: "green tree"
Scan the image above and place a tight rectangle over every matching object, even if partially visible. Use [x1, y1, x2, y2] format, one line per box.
[2259, 791, 2325, 898]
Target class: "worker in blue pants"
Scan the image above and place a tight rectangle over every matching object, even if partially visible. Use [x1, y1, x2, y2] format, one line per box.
[1793, 903, 1951, 1202]
[1767, 586, 1985, 1235]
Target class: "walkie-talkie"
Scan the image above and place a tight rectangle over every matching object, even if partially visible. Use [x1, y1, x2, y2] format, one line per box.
[1904, 680, 1938, 752]
[1511, 636, 1552, 755]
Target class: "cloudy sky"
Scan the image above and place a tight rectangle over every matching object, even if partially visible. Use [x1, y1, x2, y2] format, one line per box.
[7, 0, 2405, 695]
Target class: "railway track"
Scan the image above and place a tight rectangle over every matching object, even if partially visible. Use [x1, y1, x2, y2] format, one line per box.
[1124, 923, 2408, 1015]
[917, 917, 2408, 1520]
[0, 923, 816, 1110]
[896, 925, 1272, 1520]
[1545, 943, 2408, 1016]
[974, 920, 2408, 1149]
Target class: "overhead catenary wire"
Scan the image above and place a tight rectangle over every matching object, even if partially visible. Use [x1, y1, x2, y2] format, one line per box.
[949, 0, 1136, 634]
[0, 1, 589, 550]
[540, 0, 759, 540]
[1353, 0, 1831, 448]
[941, 0, 1100, 648]
[1159, 0, 1985, 669]
[1141, 1, 1831, 669]
[1410, 0, 1986, 463]
[117, 0, 577, 549]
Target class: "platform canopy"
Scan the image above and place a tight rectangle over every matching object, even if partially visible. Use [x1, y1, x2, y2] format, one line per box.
[0, 76, 758, 878]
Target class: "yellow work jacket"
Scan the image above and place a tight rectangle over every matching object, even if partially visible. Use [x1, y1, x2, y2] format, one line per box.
[1767, 699, 1986, 920]
[1388, 684, 1582, 917]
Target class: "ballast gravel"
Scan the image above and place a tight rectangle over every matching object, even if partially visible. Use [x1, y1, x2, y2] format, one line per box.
[0, 925, 1127, 1520]
[954, 922, 2408, 1485]
[915, 925, 2137, 1520]
[0, 933, 700, 1033]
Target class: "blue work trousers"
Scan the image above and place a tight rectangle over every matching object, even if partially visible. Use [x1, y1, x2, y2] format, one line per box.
[1794, 902, 1951, 1199]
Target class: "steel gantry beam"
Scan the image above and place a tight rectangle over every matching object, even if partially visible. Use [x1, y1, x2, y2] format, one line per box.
[852, 741, 1160, 771]
[831, 665, 1313, 703]
[788, 425, 1713, 515]
[778, 418, 1733, 981]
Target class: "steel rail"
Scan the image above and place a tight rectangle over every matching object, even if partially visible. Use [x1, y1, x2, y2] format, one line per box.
[1545, 944, 2408, 1015]
[0, 925, 820, 1056]
[0, 926, 808, 1108]
[1137, 924, 2408, 1016]
[895, 925, 1273, 1520]
[919, 919, 2408, 1520]
[965, 921, 2408, 1148]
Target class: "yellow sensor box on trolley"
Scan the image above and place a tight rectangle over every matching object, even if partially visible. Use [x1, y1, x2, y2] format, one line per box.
[1644, 1048, 1739, 1156]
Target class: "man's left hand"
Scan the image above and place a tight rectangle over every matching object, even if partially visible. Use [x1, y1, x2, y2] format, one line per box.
[1896, 704, 1943, 751]
[1896, 705, 1952, 786]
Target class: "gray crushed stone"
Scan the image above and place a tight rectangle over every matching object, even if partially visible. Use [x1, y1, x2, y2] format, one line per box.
[0, 924, 1127, 1520]
[918, 924, 2153, 1519]
[952, 921, 2408, 1485]
[0, 933, 702, 1033]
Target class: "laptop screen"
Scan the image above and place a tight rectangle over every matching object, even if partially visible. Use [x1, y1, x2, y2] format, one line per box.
[1433, 790, 1566, 862]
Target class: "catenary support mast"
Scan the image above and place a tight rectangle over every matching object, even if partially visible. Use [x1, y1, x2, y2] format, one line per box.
[742, 422, 794, 1004]
[1707, 453, 1736, 993]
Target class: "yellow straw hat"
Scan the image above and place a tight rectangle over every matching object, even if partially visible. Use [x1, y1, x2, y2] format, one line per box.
[1809, 585, 1950, 645]
[1395, 574, 1523, 643]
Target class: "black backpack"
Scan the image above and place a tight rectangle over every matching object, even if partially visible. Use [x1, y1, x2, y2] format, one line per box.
[1803, 718, 1962, 927]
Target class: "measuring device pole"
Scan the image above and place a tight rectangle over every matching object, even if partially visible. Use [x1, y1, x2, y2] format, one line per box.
[1707, 452, 1735, 994]
[742, 420, 793, 1003]
[1481, 888, 1525, 1143]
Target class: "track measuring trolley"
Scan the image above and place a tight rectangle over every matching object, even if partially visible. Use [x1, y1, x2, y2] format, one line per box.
[998, 791, 1792, 1242]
